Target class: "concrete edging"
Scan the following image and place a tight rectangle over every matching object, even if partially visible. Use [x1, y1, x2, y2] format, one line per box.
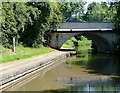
[0, 52, 70, 89]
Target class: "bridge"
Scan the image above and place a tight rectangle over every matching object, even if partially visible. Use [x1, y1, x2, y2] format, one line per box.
[48, 22, 117, 53]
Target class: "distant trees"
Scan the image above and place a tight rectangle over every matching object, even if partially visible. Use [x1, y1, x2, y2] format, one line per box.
[59, 1, 118, 22]
[84, 2, 117, 22]
[60, 2, 86, 19]
[86, 2, 107, 21]
[62, 36, 92, 49]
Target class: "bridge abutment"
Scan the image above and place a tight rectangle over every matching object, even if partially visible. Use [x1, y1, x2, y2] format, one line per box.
[49, 32, 117, 53]
[48, 22, 117, 54]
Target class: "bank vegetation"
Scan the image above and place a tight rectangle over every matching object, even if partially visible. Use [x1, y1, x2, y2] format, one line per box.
[0, 1, 120, 63]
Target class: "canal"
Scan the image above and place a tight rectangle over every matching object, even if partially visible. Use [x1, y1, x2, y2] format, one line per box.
[4, 49, 120, 92]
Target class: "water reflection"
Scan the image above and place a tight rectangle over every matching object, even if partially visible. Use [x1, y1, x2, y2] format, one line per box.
[67, 48, 120, 76]
[50, 48, 120, 92]
[53, 77, 120, 92]
[8, 48, 120, 92]
[66, 56, 120, 76]
[75, 46, 92, 58]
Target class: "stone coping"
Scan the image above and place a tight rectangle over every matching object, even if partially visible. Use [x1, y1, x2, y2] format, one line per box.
[0, 51, 70, 90]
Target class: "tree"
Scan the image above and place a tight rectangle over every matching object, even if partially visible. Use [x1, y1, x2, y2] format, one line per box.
[2, 2, 62, 48]
[2, 2, 33, 48]
[84, 1, 118, 22]
[2, 2, 19, 48]
[113, 1, 120, 55]
[85, 2, 108, 22]
[115, 1, 120, 28]
[60, 2, 86, 19]
[20, 2, 62, 47]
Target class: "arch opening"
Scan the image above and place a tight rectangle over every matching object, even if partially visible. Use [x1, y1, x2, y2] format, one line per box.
[60, 32, 112, 53]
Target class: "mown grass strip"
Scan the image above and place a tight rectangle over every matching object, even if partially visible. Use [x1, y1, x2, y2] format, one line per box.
[0, 45, 54, 63]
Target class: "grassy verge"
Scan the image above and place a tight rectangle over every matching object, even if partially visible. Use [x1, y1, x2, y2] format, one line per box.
[0, 45, 54, 63]
[61, 39, 74, 49]
[61, 44, 74, 49]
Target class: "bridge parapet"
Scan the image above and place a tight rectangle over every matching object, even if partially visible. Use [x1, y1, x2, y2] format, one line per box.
[59, 22, 115, 29]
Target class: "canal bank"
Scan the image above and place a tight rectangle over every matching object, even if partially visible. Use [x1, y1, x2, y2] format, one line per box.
[3, 52, 120, 92]
[0, 50, 71, 90]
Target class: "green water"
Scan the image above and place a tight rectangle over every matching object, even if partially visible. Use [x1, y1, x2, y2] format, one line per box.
[46, 50, 120, 92]
[6, 48, 120, 92]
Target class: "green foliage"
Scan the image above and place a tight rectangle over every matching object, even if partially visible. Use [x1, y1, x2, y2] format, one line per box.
[2, 3, 16, 48]
[83, 2, 117, 22]
[116, 2, 120, 54]
[77, 36, 92, 47]
[0, 45, 54, 63]
[61, 37, 76, 49]
[61, 36, 92, 49]
[114, 1, 120, 29]
[1, 1, 119, 55]
[111, 1, 120, 55]
[60, 2, 86, 19]
[2, 2, 31, 48]
[0, 2, 2, 24]
[2, 2, 62, 48]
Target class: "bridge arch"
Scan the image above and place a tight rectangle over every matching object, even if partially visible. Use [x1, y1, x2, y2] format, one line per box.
[49, 32, 116, 53]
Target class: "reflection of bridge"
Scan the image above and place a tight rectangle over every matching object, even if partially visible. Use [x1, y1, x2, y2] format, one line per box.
[49, 22, 117, 53]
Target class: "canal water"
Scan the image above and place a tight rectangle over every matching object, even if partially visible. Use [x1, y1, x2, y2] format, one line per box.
[5, 49, 120, 92]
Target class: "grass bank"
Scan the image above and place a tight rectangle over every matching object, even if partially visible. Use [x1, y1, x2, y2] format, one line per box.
[0, 45, 54, 63]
